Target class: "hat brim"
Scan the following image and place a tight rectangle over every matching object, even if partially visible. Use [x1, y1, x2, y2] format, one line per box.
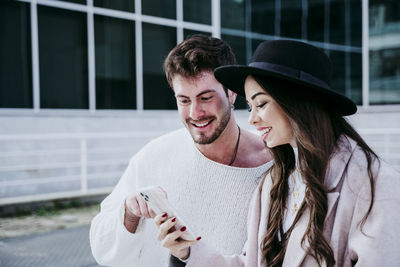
[214, 65, 357, 116]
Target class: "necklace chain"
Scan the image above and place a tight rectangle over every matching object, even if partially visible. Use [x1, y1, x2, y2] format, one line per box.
[228, 125, 241, 166]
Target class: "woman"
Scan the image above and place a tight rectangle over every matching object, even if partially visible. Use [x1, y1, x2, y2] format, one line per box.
[154, 40, 400, 266]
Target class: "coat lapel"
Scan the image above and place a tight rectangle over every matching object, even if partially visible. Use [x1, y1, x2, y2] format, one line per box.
[257, 177, 273, 266]
[325, 135, 357, 191]
[245, 175, 270, 267]
[282, 207, 310, 267]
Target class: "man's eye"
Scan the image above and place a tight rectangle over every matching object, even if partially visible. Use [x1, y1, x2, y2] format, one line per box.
[179, 99, 190, 105]
[201, 96, 212, 101]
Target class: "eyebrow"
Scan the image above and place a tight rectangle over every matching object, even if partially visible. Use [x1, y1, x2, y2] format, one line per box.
[176, 89, 216, 98]
[250, 92, 267, 100]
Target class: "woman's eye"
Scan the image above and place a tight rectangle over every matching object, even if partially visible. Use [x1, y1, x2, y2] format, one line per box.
[256, 102, 267, 109]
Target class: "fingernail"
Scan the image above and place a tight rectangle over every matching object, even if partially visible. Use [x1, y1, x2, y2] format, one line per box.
[196, 236, 202, 241]
[172, 217, 176, 222]
[180, 226, 186, 232]
[162, 212, 167, 217]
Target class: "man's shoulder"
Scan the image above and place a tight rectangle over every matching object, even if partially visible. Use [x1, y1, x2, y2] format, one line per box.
[134, 128, 191, 158]
[146, 128, 189, 146]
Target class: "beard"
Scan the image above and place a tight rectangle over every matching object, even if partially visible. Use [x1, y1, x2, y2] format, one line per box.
[185, 106, 231, 145]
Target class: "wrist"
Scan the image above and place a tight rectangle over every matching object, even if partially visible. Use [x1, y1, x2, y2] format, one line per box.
[124, 203, 140, 233]
[177, 247, 191, 263]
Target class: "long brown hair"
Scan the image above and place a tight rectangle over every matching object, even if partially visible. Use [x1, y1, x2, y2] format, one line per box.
[254, 76, 378, 267]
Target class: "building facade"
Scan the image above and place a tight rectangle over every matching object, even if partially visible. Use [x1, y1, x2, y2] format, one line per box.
[0, 0, 399, 203]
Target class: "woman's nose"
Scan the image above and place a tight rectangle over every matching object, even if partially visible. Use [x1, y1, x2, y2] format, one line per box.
[248, 109, 259, 126]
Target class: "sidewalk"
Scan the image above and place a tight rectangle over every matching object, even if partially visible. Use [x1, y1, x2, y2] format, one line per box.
[0, 225, 100, 267]
[0, 205, 101, 267]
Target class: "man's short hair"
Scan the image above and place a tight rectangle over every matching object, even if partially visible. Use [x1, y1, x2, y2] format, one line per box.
[164, 34, 237, 89]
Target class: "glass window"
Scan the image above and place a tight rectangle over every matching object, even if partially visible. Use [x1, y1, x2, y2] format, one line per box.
[94, 15, 136, 109]
[330, 1, 345, 45]
[329, 50, 346, 97]
[184, 29, 210, 39]
[38, 6, 88, 109]
[0, 0, 32, 108]
[221, 0, 246, 30]
[370, 48, 400, 104]
[308, 0, 325, 42]
[183, 0, 211, 25]
[142, 23, 176, 109]
[142, 0, 175, 19]
[94, 0, 135, 13]
[251, 0, 275, 35]
[221, 34, 248, 109]
[281, 0, 302, 39]
[350, 0, 362, 47]
[350, 52, 362, 105]
[58, 0, 86, 4]
[221, 35, 247, 65]
[369, 0, 400, 104]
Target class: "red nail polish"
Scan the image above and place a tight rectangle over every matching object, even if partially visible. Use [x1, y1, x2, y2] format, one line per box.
[196, 236, 202, 241]
[180, 226, 186, 232]
[172, 217, 176, 222]
[162, 213, 167, 217]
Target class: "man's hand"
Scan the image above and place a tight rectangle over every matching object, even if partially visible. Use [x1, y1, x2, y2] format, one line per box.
[125, 193, 157, 219]
[124, 187, 167, 233]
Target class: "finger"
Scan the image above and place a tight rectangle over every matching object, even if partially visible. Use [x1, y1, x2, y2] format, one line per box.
[157, 217, 177, 241]
[162, 225, 188, 247]
[154, 212, 168, 227]
[125, 196, 141, 217]
[149, 208, 157, 219]
[137, 195, 151, 218]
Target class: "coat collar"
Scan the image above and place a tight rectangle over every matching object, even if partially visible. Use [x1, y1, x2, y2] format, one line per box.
[325, 135, 358, 191]
[282, 135, 358, 266]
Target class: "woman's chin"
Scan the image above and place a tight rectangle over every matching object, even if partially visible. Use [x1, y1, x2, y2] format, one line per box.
[265, 140, 275, 148]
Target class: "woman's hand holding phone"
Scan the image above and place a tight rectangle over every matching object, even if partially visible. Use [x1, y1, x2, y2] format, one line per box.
[154, 213, 201, 261]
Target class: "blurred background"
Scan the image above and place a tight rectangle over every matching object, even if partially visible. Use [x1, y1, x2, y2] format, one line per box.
[0, 0, 399, 264]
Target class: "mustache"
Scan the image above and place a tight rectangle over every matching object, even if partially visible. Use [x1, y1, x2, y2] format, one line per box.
[186, 116, 216, 124]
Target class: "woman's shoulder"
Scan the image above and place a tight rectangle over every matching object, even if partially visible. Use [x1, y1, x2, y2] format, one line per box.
[340, 136, 400, 201]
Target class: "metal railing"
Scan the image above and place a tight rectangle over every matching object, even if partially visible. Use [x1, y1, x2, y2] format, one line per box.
[0, 128, 399, 206]
[0, 131, 165, 205]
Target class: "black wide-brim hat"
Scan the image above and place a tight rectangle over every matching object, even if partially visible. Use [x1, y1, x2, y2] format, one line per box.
[214, 40, 357, 116]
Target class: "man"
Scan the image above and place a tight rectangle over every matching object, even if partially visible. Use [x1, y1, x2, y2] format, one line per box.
[90, 35, 272, 267]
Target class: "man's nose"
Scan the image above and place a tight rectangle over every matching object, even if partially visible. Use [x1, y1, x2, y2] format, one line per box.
[189, 101, 205, 120]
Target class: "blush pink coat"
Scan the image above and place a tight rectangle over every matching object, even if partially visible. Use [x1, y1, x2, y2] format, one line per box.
[187, 135, 400, 267]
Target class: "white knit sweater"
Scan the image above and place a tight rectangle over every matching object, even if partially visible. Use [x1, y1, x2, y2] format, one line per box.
[90, 128, 272, 267]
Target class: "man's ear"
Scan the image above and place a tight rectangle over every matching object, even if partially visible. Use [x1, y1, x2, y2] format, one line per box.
[228, 90, 237, 105]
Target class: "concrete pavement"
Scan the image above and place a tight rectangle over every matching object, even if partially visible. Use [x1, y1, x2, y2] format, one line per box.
[0, 225, 101, 267]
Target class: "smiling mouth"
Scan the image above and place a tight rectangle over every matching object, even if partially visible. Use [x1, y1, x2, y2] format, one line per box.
[191, 119, 214, 128]
[260, 127, 272, 137]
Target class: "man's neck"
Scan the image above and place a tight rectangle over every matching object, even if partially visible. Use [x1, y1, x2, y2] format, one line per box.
[195, 119, 239, 166]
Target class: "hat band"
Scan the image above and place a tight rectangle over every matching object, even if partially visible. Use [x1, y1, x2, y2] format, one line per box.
[249, 62, 330, 90]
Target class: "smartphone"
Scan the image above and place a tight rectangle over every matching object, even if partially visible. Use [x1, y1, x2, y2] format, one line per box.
[137, 186, 196, 241]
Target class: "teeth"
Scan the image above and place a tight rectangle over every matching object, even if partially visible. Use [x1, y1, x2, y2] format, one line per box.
[260, 127, 271, 135]
[194, 121, 211, 127]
